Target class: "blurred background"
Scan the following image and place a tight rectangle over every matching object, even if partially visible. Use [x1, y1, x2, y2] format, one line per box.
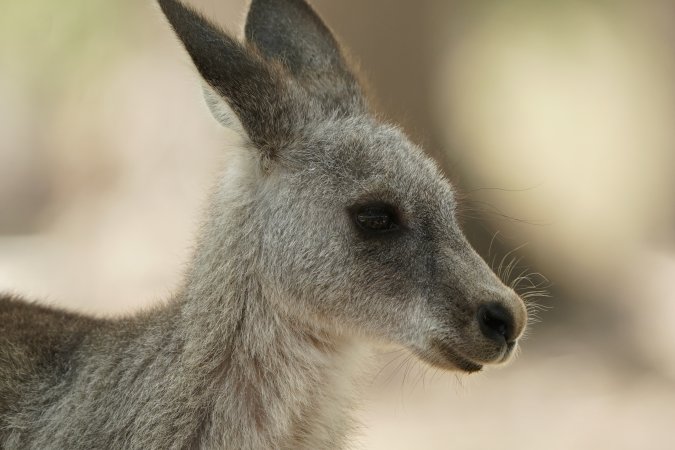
[2, 0, 675, 448]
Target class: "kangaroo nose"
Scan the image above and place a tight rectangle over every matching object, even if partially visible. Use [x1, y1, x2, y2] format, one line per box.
[477, 303, 515, 344]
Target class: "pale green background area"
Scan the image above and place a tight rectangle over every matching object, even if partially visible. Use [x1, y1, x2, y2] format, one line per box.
[1, 1, 674, 449]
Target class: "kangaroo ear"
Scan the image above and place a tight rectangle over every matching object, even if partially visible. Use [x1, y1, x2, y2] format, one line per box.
[245, 0, 365, 114]
[158, 0, 297, 155]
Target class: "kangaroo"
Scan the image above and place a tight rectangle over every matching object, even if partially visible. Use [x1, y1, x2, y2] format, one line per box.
[0, 0, 528, 448]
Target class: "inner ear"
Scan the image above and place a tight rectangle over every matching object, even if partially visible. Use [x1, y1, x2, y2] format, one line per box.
[202, 84, 246, 137]
[245, 0, 365, 114]
[246, 0, 344, 77]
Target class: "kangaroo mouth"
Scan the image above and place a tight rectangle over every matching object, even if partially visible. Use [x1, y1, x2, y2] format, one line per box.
[417, 339, 483, 373]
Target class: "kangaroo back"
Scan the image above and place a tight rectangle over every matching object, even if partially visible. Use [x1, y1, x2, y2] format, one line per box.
[0, 296, 104, 440]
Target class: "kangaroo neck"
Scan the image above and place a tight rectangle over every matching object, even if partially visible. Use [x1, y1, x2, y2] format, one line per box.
[175, 220, 367, 449]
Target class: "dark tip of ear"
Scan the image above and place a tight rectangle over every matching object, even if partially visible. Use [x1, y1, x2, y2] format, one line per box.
[158, 0, 233, 80]
[158, 0, 210, 37]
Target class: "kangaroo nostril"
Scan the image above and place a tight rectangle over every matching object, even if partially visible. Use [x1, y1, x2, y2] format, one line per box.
[477, 303, 515, 344]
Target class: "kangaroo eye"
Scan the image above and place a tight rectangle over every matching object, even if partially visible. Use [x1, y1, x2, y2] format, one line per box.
[352, 204, 400, 234]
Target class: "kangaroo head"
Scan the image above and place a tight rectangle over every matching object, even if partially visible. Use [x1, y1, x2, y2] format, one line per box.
[159, 0, 527, 372]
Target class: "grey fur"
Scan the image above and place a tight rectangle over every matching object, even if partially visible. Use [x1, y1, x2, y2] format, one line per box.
[0, 0, 527, 448]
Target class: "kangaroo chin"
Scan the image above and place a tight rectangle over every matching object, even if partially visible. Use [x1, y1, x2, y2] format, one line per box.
[420, 341, 485, 373]
[0, 0, 528, 448]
